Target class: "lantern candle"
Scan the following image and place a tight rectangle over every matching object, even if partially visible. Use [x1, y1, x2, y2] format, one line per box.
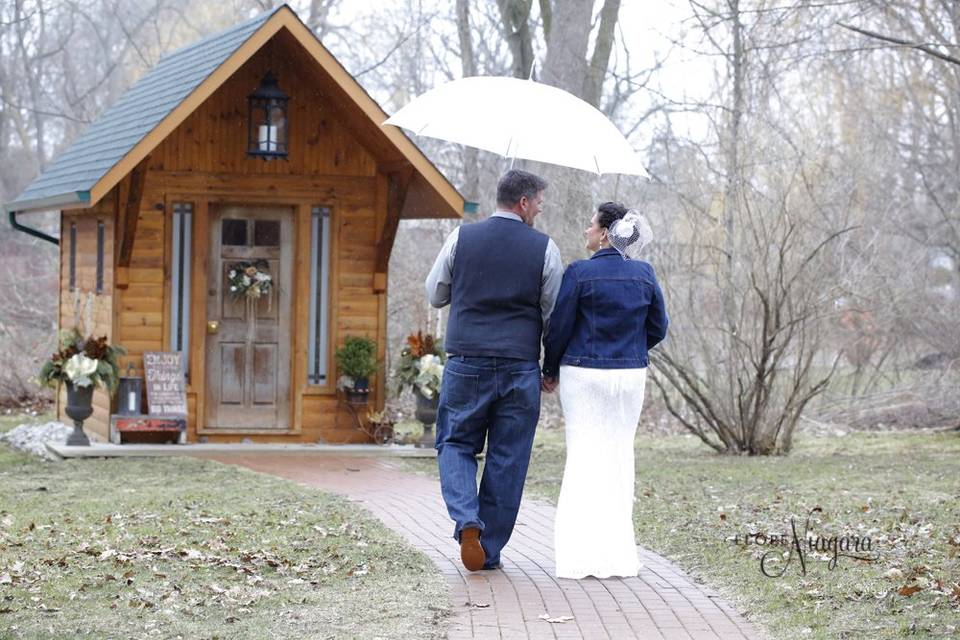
[258, 125, 277, 152]
[117, 368, 143, 416]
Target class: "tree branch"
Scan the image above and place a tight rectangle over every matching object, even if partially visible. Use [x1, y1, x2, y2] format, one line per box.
[838, 22, 960, 66]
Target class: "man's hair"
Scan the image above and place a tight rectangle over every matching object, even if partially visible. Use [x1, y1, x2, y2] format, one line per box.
[597, 201, 629, 230]
[496, 170, 548, 208]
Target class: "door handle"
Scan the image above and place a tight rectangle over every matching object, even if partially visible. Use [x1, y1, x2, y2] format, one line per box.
[207, 320, 219, 334]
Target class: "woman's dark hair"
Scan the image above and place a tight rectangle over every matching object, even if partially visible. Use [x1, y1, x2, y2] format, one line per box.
[597, 201, 640, 245]
[497, 170, 548, 208]
[596, 201, 628, 229]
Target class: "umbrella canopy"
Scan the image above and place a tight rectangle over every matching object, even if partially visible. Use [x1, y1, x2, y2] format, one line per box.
[383, 76, 648, 177]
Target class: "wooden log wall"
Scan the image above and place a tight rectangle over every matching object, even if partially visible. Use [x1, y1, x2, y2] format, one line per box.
[59, 199, 115, 440]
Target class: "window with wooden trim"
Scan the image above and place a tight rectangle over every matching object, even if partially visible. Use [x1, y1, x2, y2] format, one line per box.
[96, 220, 105, 294]
[307, 206, 331, 385]
[170, 203, 193, 380]
[69, 222, 77, 291]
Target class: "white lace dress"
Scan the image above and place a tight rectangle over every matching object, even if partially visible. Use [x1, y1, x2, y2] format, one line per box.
[554, 365, 647, 579]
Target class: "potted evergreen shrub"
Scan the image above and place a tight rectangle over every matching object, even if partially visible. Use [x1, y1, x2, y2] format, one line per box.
[335, 336, 377, 404]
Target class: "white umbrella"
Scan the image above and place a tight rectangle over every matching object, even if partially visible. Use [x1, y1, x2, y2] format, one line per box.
[383, 76, 648, 177]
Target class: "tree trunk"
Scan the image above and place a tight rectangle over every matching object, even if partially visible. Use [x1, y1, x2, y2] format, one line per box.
[15, 1, 46, 170]
[456, 0, 480, 203]
[495, 0, 535, 79]
[541, 0, 592, 95]
[539, 0, 607, 260]
[582, 0, 621, 108]
[721, 0, 745, 438]
[538, 0, 552, 42]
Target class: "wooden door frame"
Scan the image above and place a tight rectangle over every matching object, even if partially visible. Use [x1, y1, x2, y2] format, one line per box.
[161, 191, 341, 436]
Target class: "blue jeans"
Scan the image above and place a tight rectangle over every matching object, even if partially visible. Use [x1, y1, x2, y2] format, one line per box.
[435, 356, 541, 568]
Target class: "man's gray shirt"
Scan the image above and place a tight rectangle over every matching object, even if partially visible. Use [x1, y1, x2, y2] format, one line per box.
[425, 211, 563, 332]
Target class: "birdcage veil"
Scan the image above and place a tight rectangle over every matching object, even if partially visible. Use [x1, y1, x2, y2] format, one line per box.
[607, 209, 653, 259]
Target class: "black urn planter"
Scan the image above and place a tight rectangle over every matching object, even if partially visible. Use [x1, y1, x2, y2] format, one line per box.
[64, 381, 94, 446]
[415, 388, 439, 448]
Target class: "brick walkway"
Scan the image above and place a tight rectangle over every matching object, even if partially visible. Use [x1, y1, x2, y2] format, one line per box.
[202, 454, 764, 640]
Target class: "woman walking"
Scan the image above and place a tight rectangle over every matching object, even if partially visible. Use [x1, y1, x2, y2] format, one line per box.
[542, 201, 668, 579]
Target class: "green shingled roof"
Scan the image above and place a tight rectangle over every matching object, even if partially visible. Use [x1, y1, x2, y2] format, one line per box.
[4, 7, 281, 212]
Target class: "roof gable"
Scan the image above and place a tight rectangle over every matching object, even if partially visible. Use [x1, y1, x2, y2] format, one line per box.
[5, 5, 462, 219]
[6, 10, 278, 211]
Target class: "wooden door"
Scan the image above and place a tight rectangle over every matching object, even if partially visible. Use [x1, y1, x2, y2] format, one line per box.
[205, 205, 293, 430]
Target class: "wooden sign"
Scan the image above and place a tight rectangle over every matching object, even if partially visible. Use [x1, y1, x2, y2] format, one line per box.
[143, 351, 188, 416]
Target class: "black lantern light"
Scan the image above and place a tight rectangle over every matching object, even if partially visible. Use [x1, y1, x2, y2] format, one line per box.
[117, 363, 143, 416]
[247, 71, 289, 160]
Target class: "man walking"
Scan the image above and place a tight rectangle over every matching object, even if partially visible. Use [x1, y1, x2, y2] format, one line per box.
[426, 169, 562, 571]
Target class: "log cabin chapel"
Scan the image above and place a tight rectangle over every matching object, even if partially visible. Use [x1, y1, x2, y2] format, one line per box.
[3, 5, 465, 443]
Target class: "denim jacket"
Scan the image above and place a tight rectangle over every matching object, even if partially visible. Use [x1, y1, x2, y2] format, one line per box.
[542, 247, 668, 377]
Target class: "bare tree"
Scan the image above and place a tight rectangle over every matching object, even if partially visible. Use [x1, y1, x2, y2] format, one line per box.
[639, 0, 879, 454]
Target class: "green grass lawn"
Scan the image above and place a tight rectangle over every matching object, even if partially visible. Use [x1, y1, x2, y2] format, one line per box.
[0, 415, 449, 639]
[405, 426, 960, 640]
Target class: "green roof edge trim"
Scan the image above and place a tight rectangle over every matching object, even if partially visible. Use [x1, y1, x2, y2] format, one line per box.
[3, 190, 91, 214]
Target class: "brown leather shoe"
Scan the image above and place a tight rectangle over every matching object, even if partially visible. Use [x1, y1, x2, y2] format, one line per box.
[460, 527, 486, 571]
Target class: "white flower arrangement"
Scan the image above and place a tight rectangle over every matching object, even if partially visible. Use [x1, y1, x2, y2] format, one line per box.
[63, 353, 100, 388]
[39, 330, 125, 392]
[413, 354, 444, 399]
[394, 332, 446, 399]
